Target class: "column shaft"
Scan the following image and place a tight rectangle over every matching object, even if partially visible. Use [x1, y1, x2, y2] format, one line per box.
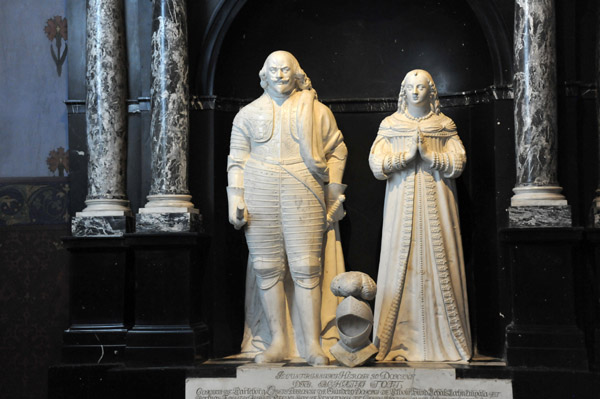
[513, 0, 558, 189]
[149, 0, 190, 199]
[137, 0, 199, 232]
[72, 0, 132, 236]
[85, 0, 129, 211]
[509, 0, 571, 227]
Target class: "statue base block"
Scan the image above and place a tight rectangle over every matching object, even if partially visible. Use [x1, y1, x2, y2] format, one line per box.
[508, 205, 571, 227]
[71, 214, 134, 236]
[136, 211, 201, 233]
[185, 362, 513, 399]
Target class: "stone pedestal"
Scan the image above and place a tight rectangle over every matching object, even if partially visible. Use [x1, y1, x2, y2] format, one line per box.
[136, 211, 200, 233]
[125, 233, 209, 364]
[62, 237, 130, 363]
[72, 212, 134, 236]
[509, 0, 571, 227]
[500, 228, 587, 369]
[508, 205, 571, 228]
[186, 363, 513, 399]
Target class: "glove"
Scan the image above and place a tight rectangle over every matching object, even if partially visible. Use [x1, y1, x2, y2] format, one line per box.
[226, 186, 248, 230]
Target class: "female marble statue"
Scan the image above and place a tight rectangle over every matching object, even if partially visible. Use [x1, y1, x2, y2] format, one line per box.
[369, 69, 472, 362]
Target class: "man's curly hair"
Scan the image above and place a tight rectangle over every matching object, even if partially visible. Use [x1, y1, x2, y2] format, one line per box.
[259, 51, 312, 91]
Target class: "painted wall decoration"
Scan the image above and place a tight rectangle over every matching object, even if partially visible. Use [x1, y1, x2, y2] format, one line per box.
[44, 16, 68, 77]
[46, 147, 69, 177]
[0, 2, 69, 177]
[0, 179, 69, 225]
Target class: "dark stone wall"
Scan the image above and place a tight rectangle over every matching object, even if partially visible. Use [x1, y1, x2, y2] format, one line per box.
[0, 222, 69, 399]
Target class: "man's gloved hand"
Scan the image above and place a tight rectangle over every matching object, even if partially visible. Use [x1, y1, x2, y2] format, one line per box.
[226, 186, 248, 230]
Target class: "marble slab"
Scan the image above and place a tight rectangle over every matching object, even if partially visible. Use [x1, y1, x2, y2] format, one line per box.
[71, 215, 133, 236]
[508, 205, 571, 227]
[136, 212, 201, 233]
[186, 364, 512, 399]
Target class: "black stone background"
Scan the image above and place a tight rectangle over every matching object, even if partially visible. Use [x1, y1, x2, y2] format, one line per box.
[200, 0, 510, 359]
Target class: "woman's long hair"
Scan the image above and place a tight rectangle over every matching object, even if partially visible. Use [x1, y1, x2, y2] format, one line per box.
[397, 69, 440, 115]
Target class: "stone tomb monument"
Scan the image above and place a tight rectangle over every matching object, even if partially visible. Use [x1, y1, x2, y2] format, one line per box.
[186, 59, 512, 399]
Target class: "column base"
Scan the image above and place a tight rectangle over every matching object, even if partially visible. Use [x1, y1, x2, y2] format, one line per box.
[136, 210, 201, 232]
[511, 185, 568, 206]
[72, 212, 134, 236]
[137, 194, 201, 232]
[508, 205, 572, 227]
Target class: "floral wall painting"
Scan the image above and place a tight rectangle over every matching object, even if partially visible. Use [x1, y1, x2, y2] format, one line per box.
[46, 147, 69, 177]
[44, 16, 67, 77]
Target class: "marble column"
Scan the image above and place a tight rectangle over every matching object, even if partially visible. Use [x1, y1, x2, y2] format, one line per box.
[72, 0, 132, 236]
[509, 0, 571, 227]
[591, 7, 600, 227]
[136, 0, 200, 232]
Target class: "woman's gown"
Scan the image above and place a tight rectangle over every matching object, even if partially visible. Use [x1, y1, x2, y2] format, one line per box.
[369, 111, 472, 362]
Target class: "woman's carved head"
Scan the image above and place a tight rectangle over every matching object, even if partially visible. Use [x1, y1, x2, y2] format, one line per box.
[398, 69, 440, 114]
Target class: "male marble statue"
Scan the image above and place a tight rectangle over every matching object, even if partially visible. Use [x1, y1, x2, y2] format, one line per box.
[227, 51, 347, 365]
[369, 69, 472, 362]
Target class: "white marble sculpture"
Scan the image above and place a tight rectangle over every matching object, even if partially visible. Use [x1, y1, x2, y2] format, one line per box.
[227, 51, 347, 366]
[329, 272, 378, 367]
[369, 69, 472, 362]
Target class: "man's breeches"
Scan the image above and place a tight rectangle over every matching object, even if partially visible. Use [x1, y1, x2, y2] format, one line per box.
[244, 158, 326, 290]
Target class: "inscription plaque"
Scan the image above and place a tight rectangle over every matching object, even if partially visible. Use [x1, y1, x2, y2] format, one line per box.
[186, 364, 512, 399]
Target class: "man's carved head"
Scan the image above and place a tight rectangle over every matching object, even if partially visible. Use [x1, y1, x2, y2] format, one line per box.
[259, 51, 312, 96]
[397, 69, 440, 114]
